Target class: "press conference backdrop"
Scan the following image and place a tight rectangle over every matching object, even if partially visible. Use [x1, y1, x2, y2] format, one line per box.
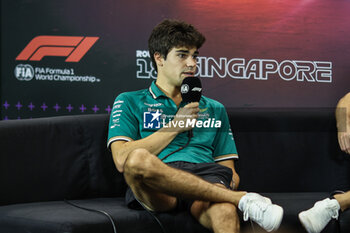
[1, 0, 350, 120]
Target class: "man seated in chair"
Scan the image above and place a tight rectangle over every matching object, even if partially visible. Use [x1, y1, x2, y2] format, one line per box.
[108, 19, 284, 233]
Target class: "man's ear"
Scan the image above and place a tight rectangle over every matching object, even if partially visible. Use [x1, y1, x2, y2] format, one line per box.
[154, 52, 164, 67]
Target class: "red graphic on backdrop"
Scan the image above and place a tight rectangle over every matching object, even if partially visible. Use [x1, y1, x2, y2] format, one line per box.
[16, 36, 99, 62]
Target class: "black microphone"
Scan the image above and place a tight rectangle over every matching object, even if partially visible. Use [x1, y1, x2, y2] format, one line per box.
[180, 76, 202, 103]
[180, 76, 202, 138]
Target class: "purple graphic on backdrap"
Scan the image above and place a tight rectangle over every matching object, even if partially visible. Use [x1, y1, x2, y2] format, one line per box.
[41, 103, 48, 111]
[1, 102, 114, 120]
[53, 104, 61, 112]
[3, 101, 10, 110]
[28, 102, 35, 111]
[92, 105, 100, 113]
[105, 105, 111, 114]
[79, 104, 87, 113]
[66, 104, 74, 112]
[15, 101, 23, 110]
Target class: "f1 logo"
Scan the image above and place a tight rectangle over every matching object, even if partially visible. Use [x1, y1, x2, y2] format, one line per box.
[16, 35, 99, 62]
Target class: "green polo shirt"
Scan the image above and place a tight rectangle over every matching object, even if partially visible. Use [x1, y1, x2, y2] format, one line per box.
[107, 81, 238, 163]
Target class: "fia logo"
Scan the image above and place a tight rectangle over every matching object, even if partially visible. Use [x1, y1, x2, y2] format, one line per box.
[143, 110, 162, 129]
[14, 64, 34, 81]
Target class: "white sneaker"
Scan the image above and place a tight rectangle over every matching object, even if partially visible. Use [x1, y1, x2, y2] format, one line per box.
[238, 193, 284, 232]
[298, 198, 340, 233]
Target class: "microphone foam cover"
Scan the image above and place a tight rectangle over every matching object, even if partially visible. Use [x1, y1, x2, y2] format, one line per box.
[180, 76, 202, 103]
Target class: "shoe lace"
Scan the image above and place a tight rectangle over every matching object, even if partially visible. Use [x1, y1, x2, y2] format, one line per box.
[243, 199, 268, 222]
[329, 205, 339, 220]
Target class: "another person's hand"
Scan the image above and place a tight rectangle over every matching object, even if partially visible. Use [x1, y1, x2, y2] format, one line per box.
[338, 131, 350, 154]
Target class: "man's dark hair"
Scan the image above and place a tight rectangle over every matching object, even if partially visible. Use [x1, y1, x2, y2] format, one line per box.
[148, 19, 206, 72]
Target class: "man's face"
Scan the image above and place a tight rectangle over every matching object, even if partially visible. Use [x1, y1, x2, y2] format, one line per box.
[159, 46, 198, 87]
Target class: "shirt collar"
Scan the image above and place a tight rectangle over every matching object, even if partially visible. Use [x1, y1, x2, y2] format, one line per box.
[149, 81, 168, 99]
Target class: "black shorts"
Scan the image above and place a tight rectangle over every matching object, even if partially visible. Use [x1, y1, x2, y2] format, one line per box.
[125, 161, 233, 211]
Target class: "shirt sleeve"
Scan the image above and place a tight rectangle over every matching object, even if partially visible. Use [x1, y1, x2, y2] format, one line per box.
[212, 105, 238, 161]
[107, 93, 139, 149]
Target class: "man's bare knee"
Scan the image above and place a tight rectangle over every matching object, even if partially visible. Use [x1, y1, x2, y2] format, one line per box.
[205, 202, 238, 226]
[209, 203, 239, 232]
[124, 148, 157, 179]
[191, 201, 239, 232]
[211, 202, 237, 218]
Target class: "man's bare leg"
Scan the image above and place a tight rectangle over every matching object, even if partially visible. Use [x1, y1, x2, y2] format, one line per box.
[123, 148, 246, 211]
[124, 148, 283, 232]
[191, 199, 240, 233]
